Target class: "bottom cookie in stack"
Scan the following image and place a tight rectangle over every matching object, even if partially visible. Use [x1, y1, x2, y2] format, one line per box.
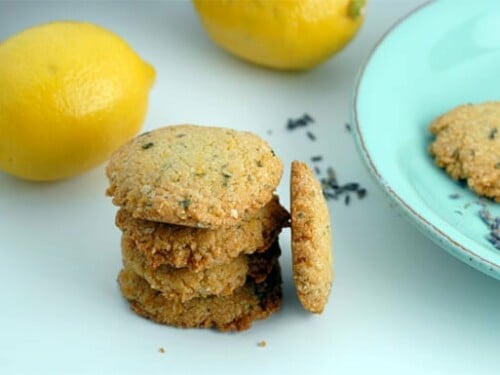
[118, 242, 283, 332]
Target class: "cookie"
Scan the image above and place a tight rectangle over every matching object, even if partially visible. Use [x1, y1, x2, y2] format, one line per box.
[121, 239, 281, 302]
[290, 161, 333, 314]
[429, 102, 500, 202]
[245, 241, 282, 284]
[117, 263, 283, 331]
[116, 195, 289, 271]
[106, 124, 283, 228]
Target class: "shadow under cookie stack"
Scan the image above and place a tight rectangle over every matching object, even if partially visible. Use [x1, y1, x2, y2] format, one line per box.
[106, 124, 289, 331]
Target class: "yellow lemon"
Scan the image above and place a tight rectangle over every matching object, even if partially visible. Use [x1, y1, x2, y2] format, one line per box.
[0, 21, 155, 181]
[193, 0, 366, 71]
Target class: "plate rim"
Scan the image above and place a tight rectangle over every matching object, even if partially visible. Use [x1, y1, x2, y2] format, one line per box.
[351, 0, 500, 279]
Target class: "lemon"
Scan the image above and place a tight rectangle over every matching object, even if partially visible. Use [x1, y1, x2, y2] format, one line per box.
[193, 0, 366, 71]
[0, 21, 155, 181]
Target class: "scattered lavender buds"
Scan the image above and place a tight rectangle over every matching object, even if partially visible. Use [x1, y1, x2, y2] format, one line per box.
[319, 165, 367, 204]
[285, 114, 367, 205]
[344, 194, 351, 205]
[479, 206, 500, 250]
[356, 188, 367, 199]
[306, 131, 316, 141]
[447, 194, 500, 250]
[286, 113, 314, 130]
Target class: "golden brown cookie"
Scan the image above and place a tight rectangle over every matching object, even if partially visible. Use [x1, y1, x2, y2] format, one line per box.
[116, 195, 289, 271]
[290, 161, 333, 314]
[429, 102, 500, 202]
[121, 240, 281, 302]
[117, 263, 283, 331]
[106, 124, 283, 228]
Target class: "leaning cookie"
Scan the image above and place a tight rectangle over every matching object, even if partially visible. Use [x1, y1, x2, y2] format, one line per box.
[106, 124, 283, 228]
[116, 195, 289, 271]
[121, 240, 281, 302]
[290, 161, 333, 314]
[117, 264, 282, 331]
[429, 102, 500, 202]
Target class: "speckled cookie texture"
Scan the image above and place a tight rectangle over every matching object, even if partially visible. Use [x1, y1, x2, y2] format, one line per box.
[290, 161, 333, 314]
[116, 195, 289, 271]
[122, 242, 246, 302]
[106, 124, 283, 228]
[118, 263, 283, 332]
[429, 102, 500, 202]
[121, 239, 281, 302]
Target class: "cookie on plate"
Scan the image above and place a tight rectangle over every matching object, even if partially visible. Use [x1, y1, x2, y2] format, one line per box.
[106, 124, 283, 228]
[121, 239, 281, 301]
[117, 263, 283, 331]
[429, 102, 500, 202]
[290, 161, 333, 314]
[116, 195, 289, 271]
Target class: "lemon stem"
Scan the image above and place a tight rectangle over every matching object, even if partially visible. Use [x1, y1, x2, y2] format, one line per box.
[348, 0, 366, 19]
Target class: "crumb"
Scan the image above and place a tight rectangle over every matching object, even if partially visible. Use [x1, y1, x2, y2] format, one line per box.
[257, 340, 267, 347]
[158, 347, 166, 353]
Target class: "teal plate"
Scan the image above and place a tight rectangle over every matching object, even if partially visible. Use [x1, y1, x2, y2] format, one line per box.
[353, 0, 500, 279]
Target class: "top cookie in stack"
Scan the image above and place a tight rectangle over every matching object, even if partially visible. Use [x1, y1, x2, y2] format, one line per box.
[106, 124, 284, 228]
[106, 124, 289, 331]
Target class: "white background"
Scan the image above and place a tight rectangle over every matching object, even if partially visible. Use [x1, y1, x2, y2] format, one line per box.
[0, 1, 499, 374]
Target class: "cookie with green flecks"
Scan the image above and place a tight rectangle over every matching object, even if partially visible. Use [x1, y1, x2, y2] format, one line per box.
[105, 124, 283, 228]
[429, 102, 500, 202]
[121, 238, 281, 302]
[290, 161, 333, 314]
[115, 194, 289, 271]
[117, 261, 282, 332]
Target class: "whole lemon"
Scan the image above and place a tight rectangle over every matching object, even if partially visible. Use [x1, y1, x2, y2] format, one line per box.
[0, 21, 155, 181]
[193, 0, 366, 71]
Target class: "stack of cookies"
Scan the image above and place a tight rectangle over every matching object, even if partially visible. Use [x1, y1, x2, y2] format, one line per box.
[106, 124, 290, 331]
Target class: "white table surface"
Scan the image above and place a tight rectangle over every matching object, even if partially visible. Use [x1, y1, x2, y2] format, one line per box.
[1, 1, 499, 374]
